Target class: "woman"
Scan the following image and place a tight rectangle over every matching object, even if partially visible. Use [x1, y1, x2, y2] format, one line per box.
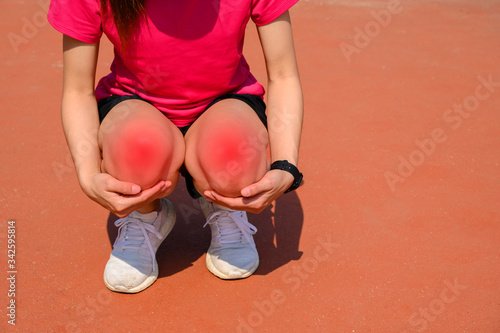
[48, 0, 304, 293]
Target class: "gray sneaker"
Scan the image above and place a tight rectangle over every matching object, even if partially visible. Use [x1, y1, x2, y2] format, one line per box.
[199, 198, 259, 279]
[104, 198, 175, 293]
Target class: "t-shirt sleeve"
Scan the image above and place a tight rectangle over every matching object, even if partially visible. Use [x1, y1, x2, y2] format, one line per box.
[250, 0, 299, 26]
[47, 0, 103, 43]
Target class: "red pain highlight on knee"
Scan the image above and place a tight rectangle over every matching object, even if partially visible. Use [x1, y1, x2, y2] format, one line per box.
[202, 127, 252, 174]
[106, 123, 171, 189]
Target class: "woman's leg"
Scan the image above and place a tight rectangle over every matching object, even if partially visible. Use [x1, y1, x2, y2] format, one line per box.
[183, 98, 268, 279]
[184, 98, 268, 198]
[99, 99, 185, 213]
[100, 99, 184, 293]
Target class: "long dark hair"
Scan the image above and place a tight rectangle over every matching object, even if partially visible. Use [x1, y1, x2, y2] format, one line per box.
[101, 0, 146, 48]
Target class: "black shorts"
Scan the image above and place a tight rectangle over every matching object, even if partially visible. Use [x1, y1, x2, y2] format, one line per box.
[97, 93, 268, 198]
[97, 93, 267, 133]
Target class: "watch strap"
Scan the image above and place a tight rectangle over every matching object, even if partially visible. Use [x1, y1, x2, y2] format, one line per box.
[270, 160, 303, 193]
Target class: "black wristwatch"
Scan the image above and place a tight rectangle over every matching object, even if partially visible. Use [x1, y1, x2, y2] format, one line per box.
[270, 160, 303, 193]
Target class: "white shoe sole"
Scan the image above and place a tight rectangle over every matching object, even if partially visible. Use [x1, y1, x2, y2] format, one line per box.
[104, 261, 160, 293]
[205, 252, 259, 280]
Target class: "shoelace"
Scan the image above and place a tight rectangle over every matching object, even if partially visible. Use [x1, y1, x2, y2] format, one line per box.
[114, 217, 164, 266]
[203, 210, 257, 245]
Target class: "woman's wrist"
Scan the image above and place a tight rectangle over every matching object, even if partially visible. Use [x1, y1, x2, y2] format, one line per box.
[270, 160, 303, 193]
[76, 167, 100, 196]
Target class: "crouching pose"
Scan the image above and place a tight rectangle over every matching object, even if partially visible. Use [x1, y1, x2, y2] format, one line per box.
[48, 0, 303, 293]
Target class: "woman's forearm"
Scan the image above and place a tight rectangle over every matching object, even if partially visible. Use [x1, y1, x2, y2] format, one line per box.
[266, 75, 304, 166]
[61, 92, 102, 192]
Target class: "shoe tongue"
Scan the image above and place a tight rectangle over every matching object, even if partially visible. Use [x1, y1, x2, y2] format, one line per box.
[217, 212, 243, 242]
[129, 210, 158, 223]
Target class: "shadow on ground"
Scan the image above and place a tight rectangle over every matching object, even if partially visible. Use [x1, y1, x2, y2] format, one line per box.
[107, 181, 304, 278]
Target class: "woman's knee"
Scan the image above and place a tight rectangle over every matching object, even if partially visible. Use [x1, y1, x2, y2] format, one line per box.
[190, 116, 269, 197]
[100, 101, 184, 190]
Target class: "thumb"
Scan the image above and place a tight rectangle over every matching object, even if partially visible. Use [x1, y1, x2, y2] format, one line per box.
[241, 178, 271, 197]
[106, 177, 141, 195]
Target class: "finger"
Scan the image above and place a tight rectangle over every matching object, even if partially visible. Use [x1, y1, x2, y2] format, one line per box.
[208, 190, 270, 213]
[208, 191, 245, 208]
[126, 180, 170, 201]
[111, 181, 171, 216]
[241, 171, 282, 197]
[204, 190, 216, 201]
[142, 180, 170, 194]
[156, 180, 173, 197]
[142, 180, 172, 200]
[241, 179, 272, 197]
[105, 176, 142, 195]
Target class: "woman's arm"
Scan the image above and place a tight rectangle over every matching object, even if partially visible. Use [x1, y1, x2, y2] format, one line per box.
[257, 10, 303, 168]
[61, 35, 169, 217]
[204, 10, 304, 213]
[62, 35, 102, 192]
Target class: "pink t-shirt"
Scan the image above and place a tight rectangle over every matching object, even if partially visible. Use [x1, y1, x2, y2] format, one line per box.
[48, 0, 299, 127]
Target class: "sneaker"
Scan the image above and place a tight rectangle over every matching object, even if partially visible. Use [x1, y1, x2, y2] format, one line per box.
[103, 198, 175, 293]
[199, 198, 259, 279]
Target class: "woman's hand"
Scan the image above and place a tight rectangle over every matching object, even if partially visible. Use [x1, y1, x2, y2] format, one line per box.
[204, 169, 294, 214]
[82, 173, 172, 218]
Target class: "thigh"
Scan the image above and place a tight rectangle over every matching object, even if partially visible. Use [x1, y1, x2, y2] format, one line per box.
[98, 99, 185, 189]
[184, 98, 269, 196]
